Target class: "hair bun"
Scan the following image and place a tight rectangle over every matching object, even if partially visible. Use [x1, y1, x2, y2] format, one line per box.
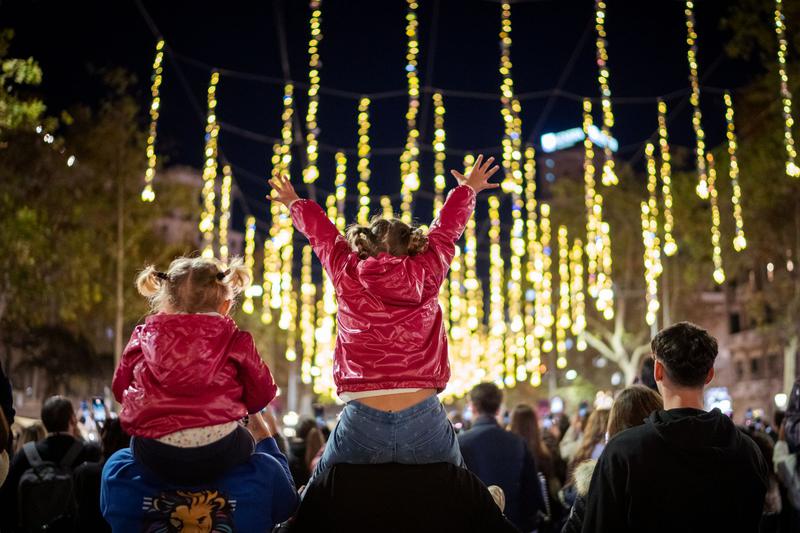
[136, 265, 163, 297]
[408, 228, 429, 256]
[346, 225, 380, 259]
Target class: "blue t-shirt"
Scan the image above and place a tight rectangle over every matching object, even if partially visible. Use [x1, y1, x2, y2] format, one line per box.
[101, 437, 298, 532]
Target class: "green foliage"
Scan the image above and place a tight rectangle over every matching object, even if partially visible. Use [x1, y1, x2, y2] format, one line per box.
[0, 29, 45, 135]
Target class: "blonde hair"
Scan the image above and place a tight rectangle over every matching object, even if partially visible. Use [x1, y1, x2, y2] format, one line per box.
[345, 216, 429, 259]
[136, 256, 251, 314]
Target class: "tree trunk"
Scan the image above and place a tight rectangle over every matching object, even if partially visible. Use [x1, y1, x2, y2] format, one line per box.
[114, 162, 124, 371]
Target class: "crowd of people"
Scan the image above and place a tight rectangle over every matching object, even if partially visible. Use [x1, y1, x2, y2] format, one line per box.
[0, 160, 797, 531]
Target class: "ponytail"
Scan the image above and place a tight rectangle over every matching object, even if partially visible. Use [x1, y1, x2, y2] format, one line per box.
[136, 265, 164, 298]
[408, 228, 429, 256]
[346, 225, 381, 259]
[219, 256, 251, 297]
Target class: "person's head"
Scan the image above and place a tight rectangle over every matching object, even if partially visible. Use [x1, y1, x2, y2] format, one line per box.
[651, 322, 717, 392]
[573, 409, 610, 465]
[469, 382, 503, 417]
[606, 385, 663, 439]
[136, 256, 251, 315]
[345, 216, 429, 259]
[509, 404, 550, 462]
[16, 422, 46, 452]
[637, 357, 658, 392]
[100, 418, 131, 460]
[41, 396, 76, 434]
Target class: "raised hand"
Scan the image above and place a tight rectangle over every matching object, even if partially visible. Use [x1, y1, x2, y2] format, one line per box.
[449, 154, 501, 193]
[268, 174, 301, 207]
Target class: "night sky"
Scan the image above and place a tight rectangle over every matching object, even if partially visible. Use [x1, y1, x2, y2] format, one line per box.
[3, 0, 759, 231]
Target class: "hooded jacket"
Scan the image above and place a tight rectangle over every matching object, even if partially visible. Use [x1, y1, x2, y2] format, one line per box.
[290, 184, 476, 394]
[112, 314, 276, 438]
[580, 407, 768, 533]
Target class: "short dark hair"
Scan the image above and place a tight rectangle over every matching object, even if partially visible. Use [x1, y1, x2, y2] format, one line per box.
[470, 382, 503, 415]
[41, 396, 75, 433]
[651, 322, 718, 388]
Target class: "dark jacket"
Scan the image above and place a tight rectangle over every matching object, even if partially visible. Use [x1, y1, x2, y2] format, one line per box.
[0, 434, 101, 532]
[0, 361, 14, 427]
[581, 407, 769, 533]
[73, 461, 110, 532]
[289, 462, 520, 533]
[458, 415, 545, 531]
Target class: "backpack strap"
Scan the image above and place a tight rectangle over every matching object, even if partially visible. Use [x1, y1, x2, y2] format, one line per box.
[59, 440, 84, 469]
[22, 442, 44, 468]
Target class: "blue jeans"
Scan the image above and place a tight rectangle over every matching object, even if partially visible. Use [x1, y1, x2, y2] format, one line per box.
[312, 394, 463, 479]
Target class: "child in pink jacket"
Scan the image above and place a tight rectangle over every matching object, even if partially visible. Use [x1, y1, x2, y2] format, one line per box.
[269, 155, 499, 478]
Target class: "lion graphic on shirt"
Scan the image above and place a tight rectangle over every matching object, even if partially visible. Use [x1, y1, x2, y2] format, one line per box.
[142, 489, 236, 533]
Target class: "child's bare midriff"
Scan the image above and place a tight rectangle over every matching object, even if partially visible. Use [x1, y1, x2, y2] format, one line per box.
[357, 388, 437, 412]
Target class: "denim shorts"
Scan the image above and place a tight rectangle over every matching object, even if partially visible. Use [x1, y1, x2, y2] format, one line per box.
[311, 394, 463, 480]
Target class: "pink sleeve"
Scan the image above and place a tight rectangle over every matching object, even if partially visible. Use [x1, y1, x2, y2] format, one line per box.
[418, 185, 477, 285]
[233, 332, 277, 414]
[290, 199, 353, 282]
[112, 327, 144, 402]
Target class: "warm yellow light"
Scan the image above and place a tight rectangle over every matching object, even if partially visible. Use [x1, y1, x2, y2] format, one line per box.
[142, 39, 165, 202]
[724, 91, 747, 251]
[432, 92, 447, 216]
[594, 0, 618, 186]
[774, 0, 800, 178]
[200, 71, 220, 257]
[400, 0, 421, 223]
[303, 1, 323, 184]
[357, 97, 372, 224]
[242, 216, 256, 315]
[685, 1, 709, 197]
[706, 153, 725, 285]
[218, 165, 233, 265]
[657, 99, 677, 256]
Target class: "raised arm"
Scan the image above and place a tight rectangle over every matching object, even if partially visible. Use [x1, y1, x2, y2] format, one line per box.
[421, 155, 499, 284]
[269, 175, 352, 280]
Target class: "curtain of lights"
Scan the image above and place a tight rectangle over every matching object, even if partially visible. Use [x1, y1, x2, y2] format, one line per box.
[684, 0, 709, 198]
[357, 97, 372, 224]
[724, 92, 747, 252]
[657, 99, 678, 257]
[774, 0, 800, 177]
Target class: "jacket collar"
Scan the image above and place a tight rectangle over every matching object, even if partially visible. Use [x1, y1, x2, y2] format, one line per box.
[472, 414, 499, 427]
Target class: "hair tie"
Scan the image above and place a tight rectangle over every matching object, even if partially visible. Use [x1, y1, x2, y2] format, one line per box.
[155, 271, 169, 281]
[217, 269, 230, 281]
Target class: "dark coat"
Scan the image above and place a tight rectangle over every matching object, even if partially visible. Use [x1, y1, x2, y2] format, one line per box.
[458, 415, 546, 532]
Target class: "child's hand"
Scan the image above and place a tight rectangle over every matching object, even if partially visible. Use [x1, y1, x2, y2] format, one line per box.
[449, 154, 501, 193]
[268, 174, 301, 207]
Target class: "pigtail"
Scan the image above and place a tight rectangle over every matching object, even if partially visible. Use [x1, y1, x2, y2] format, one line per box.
[220, 256, 252, 296]
[408, 228, 430, 256]
[346, 225, 379, 259]
[136, 265, 164, 298]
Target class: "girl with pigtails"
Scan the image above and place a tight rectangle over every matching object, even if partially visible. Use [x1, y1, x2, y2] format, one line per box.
[269, 154, 500, 478]
[112, 256, 278, 485]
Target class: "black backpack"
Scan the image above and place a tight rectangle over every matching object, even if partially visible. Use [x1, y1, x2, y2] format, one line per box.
[18, 440, 83, 532]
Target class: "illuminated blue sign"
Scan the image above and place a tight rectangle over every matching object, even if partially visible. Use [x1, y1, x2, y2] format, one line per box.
[540, 125, 619, 153]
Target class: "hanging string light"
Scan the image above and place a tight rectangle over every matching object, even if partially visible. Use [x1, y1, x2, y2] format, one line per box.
[218, 164, 233, 264]
[285, 294, 298, 362]
[380, 196, 393, 218]
[724, 91, 747, 251]
[684, 0, 709, 198]
[357, 97, 372, 224]
[643, 143, 663, 325]
[433, 92, 447, 215]
[594, 0, 618, 186]
[706, 153, 725, 284]
[261, 237, 274, 325]
[141, 39, 164, 202]
[199, 71, 220, 258]
[463, 155, 481, 335]
[582, 99, 600, 299]
[241, 216, 257, 315]
[300, 245, 317, 384]
[498, 2, 524, 195]
[303, 0, 323, 184]
[334, 152, 347, 231]
[570, 239, 587, 351]
[399, 0, 421, 223]
[556, 226, 572, 369]
[539, 203, 554, 354]
[774, 0, 800, 177]
[522, 146, 541, 384]
[657, 99, 678, 257]
[488, 194, 506, 383]
[277, 84, 296, 331]
[279, 84, 295, 174]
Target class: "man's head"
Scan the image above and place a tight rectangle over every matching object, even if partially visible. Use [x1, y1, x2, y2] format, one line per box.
[41, 395, 77, 434]
[651, 322, 717, 392]
[470, 382, 503, 416]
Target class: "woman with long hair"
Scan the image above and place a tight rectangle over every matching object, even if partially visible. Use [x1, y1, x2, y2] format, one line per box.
[510, 404, 567, 531]
[570, 408, 611, 469]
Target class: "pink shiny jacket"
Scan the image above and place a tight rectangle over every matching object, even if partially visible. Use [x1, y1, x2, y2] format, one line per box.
[291, 184, 476, 394]
[112, 314, 276, 438]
